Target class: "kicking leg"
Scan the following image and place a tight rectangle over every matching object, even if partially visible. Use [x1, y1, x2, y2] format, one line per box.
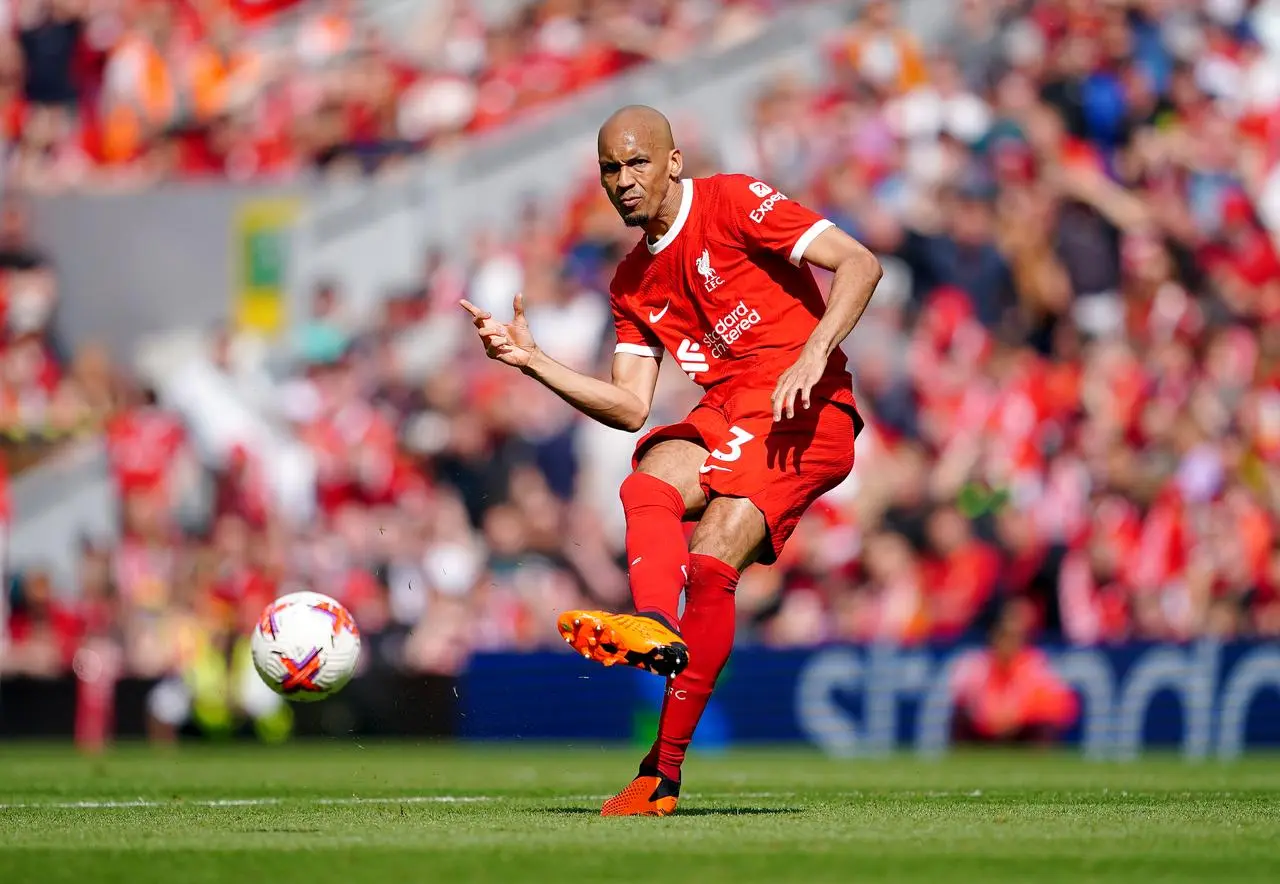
[558, 439, 707, 676]
[624, 439, 709, 624]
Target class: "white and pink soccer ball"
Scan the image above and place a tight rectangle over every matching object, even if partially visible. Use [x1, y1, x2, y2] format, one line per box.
[251, 591, 361, 702]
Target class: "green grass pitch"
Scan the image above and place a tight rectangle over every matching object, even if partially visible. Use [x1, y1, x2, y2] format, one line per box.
[1, 743, 1277, 883]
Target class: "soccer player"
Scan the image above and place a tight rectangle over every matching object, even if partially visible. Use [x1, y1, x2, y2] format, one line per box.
[460, 105, 881, 816]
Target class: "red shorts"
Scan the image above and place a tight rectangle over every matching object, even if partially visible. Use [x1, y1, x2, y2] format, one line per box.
[632, 375, 861, 565]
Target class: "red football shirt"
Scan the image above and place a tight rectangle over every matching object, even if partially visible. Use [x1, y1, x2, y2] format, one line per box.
[105, 407, 186, 494]
[609, 174, 854, 395]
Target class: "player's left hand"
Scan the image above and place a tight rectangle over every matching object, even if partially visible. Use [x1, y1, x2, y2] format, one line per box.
[771, 346, 826, 421]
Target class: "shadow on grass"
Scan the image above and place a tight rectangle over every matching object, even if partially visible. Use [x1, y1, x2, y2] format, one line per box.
[544, 806, 803, 817]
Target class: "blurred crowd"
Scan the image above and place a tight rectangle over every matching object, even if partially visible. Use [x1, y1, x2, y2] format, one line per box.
[6, 0, 1280, 735]
[0, 0, 776, 191]
[0, 200, 126, 452]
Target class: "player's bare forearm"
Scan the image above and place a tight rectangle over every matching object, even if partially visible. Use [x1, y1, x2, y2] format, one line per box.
[803, 232, 883, 359]
[522, 349, 657, 433]
[771, 226, 881, 420]
[461, 296, 657, 431]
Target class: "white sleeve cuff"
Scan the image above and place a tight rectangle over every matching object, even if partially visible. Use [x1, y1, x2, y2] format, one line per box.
[789, 219, 835, 266]
[615, 343, 663, 359]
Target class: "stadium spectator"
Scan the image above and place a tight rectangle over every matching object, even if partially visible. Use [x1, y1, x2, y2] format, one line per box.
[3, 567, 80, 676]
[16, 0, 82, 111]
[0, 199, 131, 470]
[950, 600, 1079, 745]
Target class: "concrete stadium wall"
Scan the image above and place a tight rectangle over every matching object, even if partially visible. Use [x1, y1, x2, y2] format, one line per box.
[31, 184, 303, 365]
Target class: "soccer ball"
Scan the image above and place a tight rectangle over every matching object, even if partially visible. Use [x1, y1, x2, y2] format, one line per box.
[251, 591, 361, 702]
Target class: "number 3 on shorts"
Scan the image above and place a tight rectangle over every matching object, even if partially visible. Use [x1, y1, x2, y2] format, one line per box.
[700, 425, 755, 473]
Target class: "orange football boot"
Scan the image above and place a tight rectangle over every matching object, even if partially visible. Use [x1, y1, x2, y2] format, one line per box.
[600, 772, 680, 817]
[557, 610, 689, 676]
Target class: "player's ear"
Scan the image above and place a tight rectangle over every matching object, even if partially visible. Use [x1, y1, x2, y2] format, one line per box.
[668, 148, 683, 180]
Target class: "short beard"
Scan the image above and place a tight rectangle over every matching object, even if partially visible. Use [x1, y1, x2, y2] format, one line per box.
[623, 212, 650, 228]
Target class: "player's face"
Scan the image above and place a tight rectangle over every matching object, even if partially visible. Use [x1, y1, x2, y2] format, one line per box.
[598, 133, 678, 228]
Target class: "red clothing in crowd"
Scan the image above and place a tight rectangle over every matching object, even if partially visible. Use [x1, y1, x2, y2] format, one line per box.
[303, 403, 399, 515]
[105, 407, 185, 495]
[225, 0, 306, 26]
[214, 444, 271, 527]
[951, 647, 1079, 740]
[926, 540, 1002, 641]
[7, 604, 85, 667]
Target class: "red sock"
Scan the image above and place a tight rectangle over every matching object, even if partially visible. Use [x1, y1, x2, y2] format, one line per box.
[645, 553, 739, 782]
[620, 472, 689, 626]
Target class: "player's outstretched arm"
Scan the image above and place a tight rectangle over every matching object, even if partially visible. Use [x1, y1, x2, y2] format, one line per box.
[460, 296, 659, 432]
[771, 227, 883, 421]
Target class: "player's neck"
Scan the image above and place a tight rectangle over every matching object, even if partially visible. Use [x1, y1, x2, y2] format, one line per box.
[644, 180, 685, 245]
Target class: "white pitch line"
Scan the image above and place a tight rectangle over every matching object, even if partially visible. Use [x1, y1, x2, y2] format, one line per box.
[0, 790, 906, 810]
[0, 795, 494, 810]
[316, 796, 492, 806]
[0, 791, 979, 810]
[4, 788, 1198, 811]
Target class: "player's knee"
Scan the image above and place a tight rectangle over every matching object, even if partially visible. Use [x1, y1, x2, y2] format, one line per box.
[620, 471, 686, 516]
[625, 462, 706, 514]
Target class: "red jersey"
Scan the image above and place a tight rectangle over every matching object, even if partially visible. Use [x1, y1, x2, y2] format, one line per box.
[105, 407, 185, 494]
[609, 174, 853, 395]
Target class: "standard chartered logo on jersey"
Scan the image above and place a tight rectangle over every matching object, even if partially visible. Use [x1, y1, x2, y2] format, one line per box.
[705, 301, 762, 359]
[678, 301, 763, 377]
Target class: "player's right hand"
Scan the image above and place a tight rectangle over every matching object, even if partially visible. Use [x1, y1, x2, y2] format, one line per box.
[459, 294, 538, 369]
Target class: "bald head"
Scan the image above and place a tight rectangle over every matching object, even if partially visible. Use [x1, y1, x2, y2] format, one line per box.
[597, 105, 683, 231]
[597, 105, 675, 154]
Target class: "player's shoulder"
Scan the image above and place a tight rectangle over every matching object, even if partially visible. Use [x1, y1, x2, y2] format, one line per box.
[608, 238, 653, 296]
[696, 172, 777, 203]
[695, 174, 789, 234]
